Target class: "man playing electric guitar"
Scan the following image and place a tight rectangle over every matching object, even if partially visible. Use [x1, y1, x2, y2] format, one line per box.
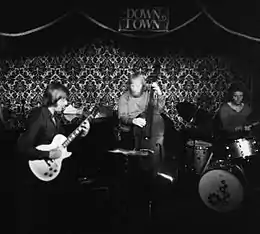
[15, 82, 90, 234]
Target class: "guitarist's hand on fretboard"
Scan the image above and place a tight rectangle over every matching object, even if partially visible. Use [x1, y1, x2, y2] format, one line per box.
[79, 119, 90, 137]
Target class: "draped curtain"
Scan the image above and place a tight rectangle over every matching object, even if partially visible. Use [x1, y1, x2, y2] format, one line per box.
[0, 1, 259, 40]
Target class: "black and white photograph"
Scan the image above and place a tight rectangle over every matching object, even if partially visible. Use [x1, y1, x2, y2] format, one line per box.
[1, 1, 260, 233]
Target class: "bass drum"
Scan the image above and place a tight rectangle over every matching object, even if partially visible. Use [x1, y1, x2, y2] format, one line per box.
[198, 158, 246, 213]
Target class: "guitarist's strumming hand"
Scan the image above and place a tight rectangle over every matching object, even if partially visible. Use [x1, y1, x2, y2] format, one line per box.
[133, 117, 146, 128]
[80, 119, 90, 137]
[49, 147, 62, 159]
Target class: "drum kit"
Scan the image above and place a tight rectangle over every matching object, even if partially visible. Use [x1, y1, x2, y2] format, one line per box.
[106, 100, 260, 213]
[198, 135, 260, 213]
[177, 101, 260, 213]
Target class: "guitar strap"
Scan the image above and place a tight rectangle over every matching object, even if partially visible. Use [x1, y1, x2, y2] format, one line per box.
[51, 116, 56, 126]
[51, 112, 60, 127]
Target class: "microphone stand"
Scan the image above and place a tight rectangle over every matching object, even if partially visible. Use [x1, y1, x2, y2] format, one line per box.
[148, 143, 163, 223]
[189, 108, 198, 174]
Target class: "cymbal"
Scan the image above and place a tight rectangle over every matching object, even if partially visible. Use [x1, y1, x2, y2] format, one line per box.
[186, 139, 212, 147]
[108, 148, 154, 156]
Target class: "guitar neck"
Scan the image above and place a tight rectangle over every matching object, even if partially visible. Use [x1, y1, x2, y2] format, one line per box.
[62, 124, 84, 148]
[62, 105, 99, 148]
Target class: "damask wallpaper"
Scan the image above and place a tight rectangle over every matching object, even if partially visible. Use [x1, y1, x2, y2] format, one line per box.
[0, 42, 250, 131]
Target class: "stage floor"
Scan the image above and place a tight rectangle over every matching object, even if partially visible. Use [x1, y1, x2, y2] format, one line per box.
[6, 135, 260, 234]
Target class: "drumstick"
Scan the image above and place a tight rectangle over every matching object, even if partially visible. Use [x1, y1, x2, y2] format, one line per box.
[201, 152, 214, 175]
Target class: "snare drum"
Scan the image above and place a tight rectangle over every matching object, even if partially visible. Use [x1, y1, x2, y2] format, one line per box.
[226, 137, 259, 159]
[198, 158, 246, 212]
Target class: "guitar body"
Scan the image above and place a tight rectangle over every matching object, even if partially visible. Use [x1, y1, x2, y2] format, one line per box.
[28, 134, 72, 182]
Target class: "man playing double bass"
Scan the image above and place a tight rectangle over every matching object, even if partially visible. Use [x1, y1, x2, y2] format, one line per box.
[116, 72, 165, 232]
[118, 72, 165, 157]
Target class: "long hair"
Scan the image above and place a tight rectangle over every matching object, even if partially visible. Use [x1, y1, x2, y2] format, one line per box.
[225, 81, 251, 103]
[42, 82, 69, 107]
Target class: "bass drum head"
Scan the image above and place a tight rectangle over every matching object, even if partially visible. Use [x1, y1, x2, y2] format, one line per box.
[198, 168, 244, 213]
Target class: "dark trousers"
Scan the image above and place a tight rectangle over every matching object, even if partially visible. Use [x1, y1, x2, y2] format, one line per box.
[109, 156, 156, 232]
[15, 157, 78, 234]
[112, 130, 172, 232]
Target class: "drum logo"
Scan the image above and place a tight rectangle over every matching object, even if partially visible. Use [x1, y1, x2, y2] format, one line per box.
[208, 180, 230, 206]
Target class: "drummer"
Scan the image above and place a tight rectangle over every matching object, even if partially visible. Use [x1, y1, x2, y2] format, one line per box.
[218, 81, 252, 140]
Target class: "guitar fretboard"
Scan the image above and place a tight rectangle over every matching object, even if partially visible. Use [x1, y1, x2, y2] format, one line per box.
[62, 125, 83, 148]
[61, 105, 99, 148]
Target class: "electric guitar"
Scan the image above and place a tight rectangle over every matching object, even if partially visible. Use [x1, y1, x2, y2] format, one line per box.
[28, 106, 98, 182]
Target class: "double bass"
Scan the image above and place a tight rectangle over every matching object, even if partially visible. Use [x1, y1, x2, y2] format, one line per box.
[133, 66, 165, 173]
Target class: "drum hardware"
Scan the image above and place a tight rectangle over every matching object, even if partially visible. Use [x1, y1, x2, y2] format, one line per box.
[114, 126, 122, 141]
[200, 152, 213, 175]
[156, 161, 179, 184]
[78, 176, 96, 185]
[238, 156, 260, 191]
[226, 137, 259, 159]
[108, 148, 178, 183]
[157, 172, 174, 183]
[148, 200, 152, 219]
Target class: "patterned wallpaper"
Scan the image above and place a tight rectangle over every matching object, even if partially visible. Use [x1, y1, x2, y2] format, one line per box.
[0, 43, 250, 131]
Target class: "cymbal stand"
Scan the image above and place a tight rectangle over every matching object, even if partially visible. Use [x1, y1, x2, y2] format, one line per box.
[148, 200, 152, 220]
[123, 154, 129, 174]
